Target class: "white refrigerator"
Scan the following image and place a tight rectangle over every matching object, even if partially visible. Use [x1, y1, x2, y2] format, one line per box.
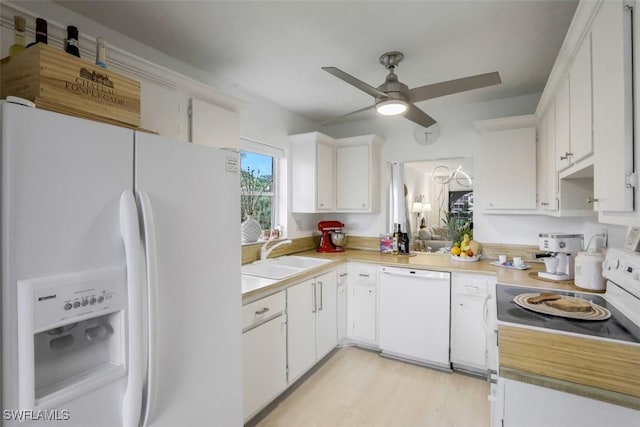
[1, 101, 242, 426]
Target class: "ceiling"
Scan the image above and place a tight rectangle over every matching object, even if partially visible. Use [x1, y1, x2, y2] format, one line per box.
[54, 0, 578, 125]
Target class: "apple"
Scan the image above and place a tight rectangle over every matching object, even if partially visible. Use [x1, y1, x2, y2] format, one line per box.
[466, 249, 474, 257]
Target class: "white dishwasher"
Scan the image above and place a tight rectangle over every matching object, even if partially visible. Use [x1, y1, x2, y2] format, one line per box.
[379, 266, 451, 370]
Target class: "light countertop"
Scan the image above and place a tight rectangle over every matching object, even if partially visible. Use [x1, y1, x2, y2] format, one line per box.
[242, 249, 588, 304]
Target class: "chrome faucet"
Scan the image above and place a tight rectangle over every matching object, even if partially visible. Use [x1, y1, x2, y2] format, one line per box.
[260, 239, 293, 260]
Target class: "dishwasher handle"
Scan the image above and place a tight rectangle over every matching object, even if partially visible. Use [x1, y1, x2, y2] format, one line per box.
[380, 266, 449, 280]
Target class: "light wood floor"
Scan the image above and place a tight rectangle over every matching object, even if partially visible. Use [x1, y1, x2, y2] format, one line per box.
[254, 347, 489, 427]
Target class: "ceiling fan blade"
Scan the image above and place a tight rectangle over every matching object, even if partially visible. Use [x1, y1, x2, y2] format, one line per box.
[403, 104, 437, 128]
[320, 104, 376, 125]
[322, 66, 390, 99]
[409, 71, 501, 103]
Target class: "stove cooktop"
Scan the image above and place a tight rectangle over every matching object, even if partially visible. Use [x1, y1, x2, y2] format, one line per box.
[496, 284, 640, 344]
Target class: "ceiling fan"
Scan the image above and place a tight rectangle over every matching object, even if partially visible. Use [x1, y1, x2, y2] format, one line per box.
[322, 51, 502, 128]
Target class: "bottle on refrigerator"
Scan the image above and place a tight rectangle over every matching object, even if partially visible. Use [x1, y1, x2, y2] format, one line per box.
[27, 18, 47, 47]
[95, 37, 107, 68]
[65, 25, 80, 57]
[9, 15, 26, 56]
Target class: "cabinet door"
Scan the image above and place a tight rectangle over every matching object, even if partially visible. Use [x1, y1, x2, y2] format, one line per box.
[286, 280, 317, 382]
[478, 127, 537, 210]
[336, 266, 348, 342]
[242, 316, 287, 421]
[451, 293, 487, 370]
[592, 1, 634, 213]
[545, 103, 559, 210]
[315, 271, 338, 359]
[348, 285, 377, 343]
[316, 141, 335, 211]
[336, 144, 369, 210]
[555, 77, 571, 171]
[569, 34, 593, 163]
[190, 98, 239, 149]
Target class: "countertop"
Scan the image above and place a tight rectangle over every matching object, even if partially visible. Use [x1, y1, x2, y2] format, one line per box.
[242, 249, 586, 304]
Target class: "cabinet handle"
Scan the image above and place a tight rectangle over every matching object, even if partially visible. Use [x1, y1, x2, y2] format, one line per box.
[339, 273, 347, 278]
[560, 152, 573, 161]
[318, 281, 324, 311]
[541, 202, 549, 206]
[312, 283, 317, 313]
[359, 273, 370, 277]
[587, 196, 599, 204]
[255, 307, 269, 315]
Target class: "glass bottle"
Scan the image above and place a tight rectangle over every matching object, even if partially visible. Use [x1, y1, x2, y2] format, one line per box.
[95, 37, 107, 68]
[65, 25, 80, 57]
[27, 18, 48, 47]
[9, 15, 26, 56]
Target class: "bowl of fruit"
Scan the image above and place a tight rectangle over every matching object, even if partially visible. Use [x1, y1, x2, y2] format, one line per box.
[450, 234, 482, 262]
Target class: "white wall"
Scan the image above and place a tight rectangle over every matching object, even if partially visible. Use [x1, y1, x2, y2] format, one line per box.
[321, 94, 627, 247]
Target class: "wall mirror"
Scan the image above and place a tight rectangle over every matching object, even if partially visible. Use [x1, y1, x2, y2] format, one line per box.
[403, 157, 473, 251]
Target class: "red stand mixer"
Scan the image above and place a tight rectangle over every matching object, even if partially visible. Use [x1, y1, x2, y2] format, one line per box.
[317, 221, 346, 253]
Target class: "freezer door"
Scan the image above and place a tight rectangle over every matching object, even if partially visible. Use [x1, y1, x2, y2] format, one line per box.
[134, 132, 242, 426]
[1, 103, 133, 426]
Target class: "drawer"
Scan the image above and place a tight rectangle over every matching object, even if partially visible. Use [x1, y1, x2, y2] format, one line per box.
[451, 273, 488, 297]
[242, 291, 286, 331]
[348, 262, 377, 285]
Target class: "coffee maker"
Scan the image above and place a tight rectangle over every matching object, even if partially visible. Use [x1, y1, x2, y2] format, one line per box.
[318, 220, 346, 253]
[538, 233, 584, 281]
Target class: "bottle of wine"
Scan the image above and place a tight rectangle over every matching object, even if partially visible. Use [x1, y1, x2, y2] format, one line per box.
[9, 15, 26, 56]
[399, 225, 410, 254]
[95, 37, 107, 68]
[392, 223, 399, 255]
[27, 18, 47, 47]
[65, 25, 80, 57]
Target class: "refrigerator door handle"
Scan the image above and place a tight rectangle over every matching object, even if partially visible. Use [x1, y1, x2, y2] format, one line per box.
[137, 190, 159, 427]
[120, 190, 148, 427]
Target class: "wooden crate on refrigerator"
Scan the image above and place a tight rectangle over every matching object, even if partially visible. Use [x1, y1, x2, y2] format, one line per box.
[1, 43, 140, 128]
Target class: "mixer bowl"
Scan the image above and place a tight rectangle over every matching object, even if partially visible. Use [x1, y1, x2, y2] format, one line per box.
[331, 231, 347, 247]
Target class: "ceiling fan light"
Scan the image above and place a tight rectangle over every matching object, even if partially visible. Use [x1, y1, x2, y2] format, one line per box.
[376, 99, 408, 116]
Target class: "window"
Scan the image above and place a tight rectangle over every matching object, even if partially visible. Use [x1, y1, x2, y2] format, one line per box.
[240, 150, 275, 230]
[239, 138, 285, 238]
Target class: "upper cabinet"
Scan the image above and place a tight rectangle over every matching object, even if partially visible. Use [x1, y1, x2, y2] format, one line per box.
[475, 115, 537, 212]
[534, 0, 638, 226]
[592, 1, 634, 215]
[290, 132, 382, 213]
[290, 132, 336, 213]
[189, 98, 240, 149]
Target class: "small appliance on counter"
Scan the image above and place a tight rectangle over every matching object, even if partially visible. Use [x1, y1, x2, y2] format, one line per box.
[574, 231, 608, 291]
[318, 220, 346, 253]
[538, 233, 584, 281]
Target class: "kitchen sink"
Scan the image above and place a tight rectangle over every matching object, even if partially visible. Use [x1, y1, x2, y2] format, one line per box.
[241, 256, 331, 280]
[271, 255, 331, 269]
[241, 261, 303, 280]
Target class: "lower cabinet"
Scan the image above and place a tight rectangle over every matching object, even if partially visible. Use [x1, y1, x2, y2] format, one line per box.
[287, 270, 337, 382]
[346, 262, 378, 345]
[450, 273, 492, 373]
[336, 264, 348, 342]
[242, 292, 287, 422]
[501, 378, 640, 427]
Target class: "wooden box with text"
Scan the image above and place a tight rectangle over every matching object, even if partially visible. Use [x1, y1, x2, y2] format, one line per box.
[1, 43, 140, 128]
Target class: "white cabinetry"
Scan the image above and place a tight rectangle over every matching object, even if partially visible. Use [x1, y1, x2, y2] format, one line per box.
[286, 270, 337, 382]
[475, 116, 537, 212]
[335, 135, 382, 212]
[592, 1, 634, 215]
[189, 98, 239, 149]
[336, 264, 348, 342]
[290, 132, 382, 213]
[537, 103, 558, 211]
[451, 273, 492, 373]
[568, 34, 593, 165]
[379, 267, 451, 368]
[555, 77, 572, 171]
[290, 132, 336, 213]
[502, 378, 640, 427]
[346, 262, 378, 345]
[242, 292, 287, 422]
